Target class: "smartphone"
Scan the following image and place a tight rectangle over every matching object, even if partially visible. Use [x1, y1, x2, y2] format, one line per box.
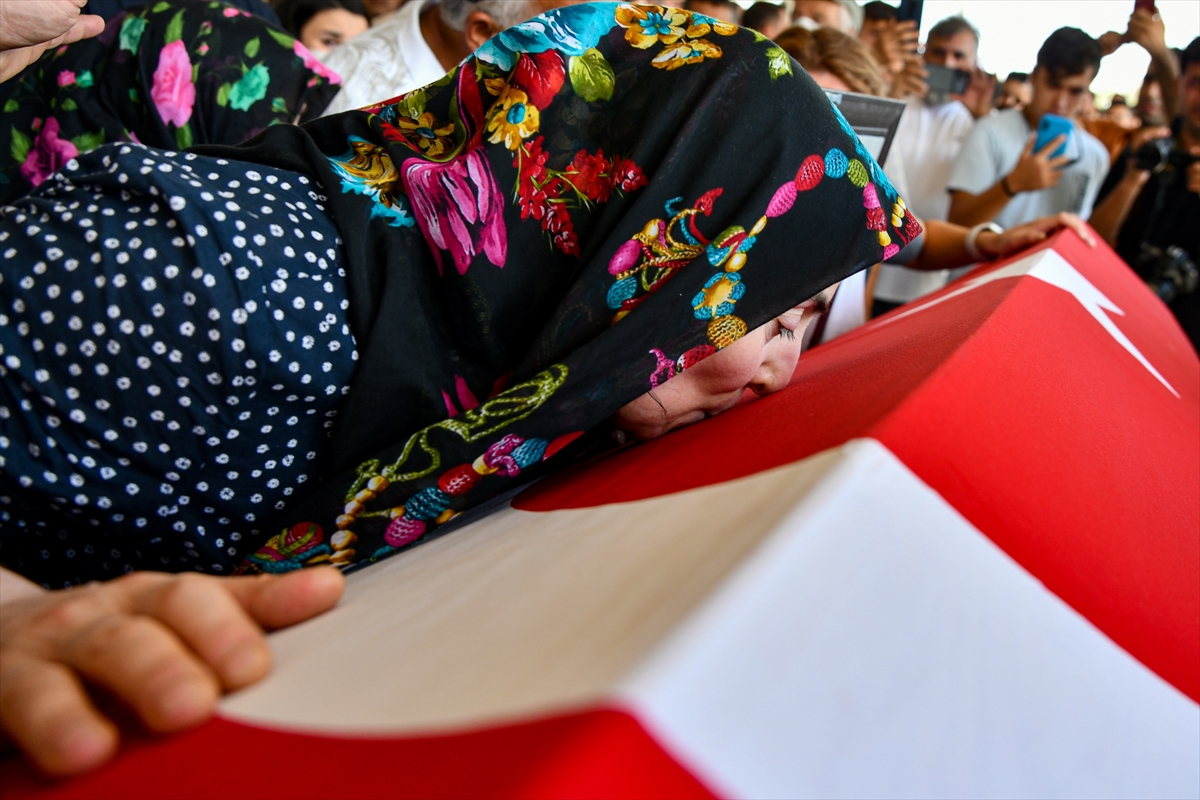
[925, 63, 970, 105]
[1035, 113, 1074, 160]
[1133, 0, 1157, 13]
[897, 0, 924, 27]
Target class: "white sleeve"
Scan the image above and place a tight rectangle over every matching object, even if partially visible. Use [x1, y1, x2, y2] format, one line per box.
[945, 120, 999, 196]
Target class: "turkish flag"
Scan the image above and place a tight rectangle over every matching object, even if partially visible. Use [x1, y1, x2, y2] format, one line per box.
[3, 231, 1196, 799]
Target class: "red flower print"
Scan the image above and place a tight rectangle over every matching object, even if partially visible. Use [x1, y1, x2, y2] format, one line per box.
[512, 51, 566, 109]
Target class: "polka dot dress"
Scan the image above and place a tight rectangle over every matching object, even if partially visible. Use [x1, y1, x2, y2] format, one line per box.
[0, 143, 357, 587]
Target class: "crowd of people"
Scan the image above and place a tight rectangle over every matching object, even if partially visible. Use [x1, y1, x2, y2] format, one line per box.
[0, 0, 1196, 780]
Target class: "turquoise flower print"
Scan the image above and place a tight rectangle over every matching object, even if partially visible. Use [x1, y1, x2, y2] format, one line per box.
[828, 95, 896, 200]
[119, 15, 147, 53]
[476, 2, 616, 70]
[229, 64, 270, 111]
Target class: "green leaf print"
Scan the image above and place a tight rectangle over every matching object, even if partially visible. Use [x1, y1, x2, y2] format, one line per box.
[766, 47, 792, 80]
[175, 124, 193, 150]
[77, 70, 94, 88]
[61, 98, 79, 112]
[151, 1, 170, 11]
[267, 28, 295, 50]
[568, 48, 615, 103]
[271, 96, 287, 114]
[216, 82, 232, 107]
[3, 99, 18, 114]
[164, 10, 185, 44]
[71, 131, 105, 152]
[11, 127, 31, 164]
[244, 37, 260, 59]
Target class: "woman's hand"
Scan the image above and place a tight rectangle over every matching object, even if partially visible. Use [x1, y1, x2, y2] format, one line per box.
[976, 213, 1097, 259]
[0, 0, 105, 84]
[0, 567, 344, 776]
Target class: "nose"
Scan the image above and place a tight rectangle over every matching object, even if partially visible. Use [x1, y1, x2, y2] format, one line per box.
[746, 349, 797, 398]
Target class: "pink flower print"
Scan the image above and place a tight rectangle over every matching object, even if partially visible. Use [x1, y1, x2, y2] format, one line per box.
[403, 151, 507, 276]
[197, 43, 209, 55]
[222, 7, 248, 17]
[56, 70, 76, 87]
[19, 117, 79, 188]
[151, 40, 195, 128]
[293, 40, 342, 85]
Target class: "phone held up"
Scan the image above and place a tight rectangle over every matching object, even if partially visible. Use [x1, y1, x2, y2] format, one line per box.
[1133, 0, 1157, 14]
[925, 64, 970, 105]
[896, 0, 924, 27]
[1034, 113, 1078, 165]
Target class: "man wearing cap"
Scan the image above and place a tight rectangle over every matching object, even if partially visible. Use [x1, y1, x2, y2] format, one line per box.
[321, 0, 579, 117]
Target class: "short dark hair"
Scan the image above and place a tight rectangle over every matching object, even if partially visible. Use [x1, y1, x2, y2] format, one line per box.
[276, 0, 367, 39]
[862, 1, 898, 22]
[1004, 71, 1030, 84]
[927, 15, 979, 44]
[742, 2, 786, 32]
[1180, 37, 1200, 73]
[1036, 27, 1102, 80]
[684, 0, 740, 15]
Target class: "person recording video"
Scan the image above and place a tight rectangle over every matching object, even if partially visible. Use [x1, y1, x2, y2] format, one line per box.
[945, 27, 1110, 230]
[1090, 37, 1200, 349]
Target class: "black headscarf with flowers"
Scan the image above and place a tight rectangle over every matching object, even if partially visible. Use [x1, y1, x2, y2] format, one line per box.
[192, 2, 921, 573]
[0, 0, 340, 205]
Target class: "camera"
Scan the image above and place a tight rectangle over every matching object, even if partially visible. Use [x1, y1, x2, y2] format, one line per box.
[1137, 243, 1199, 304]
[1133, 137, 1200, 173]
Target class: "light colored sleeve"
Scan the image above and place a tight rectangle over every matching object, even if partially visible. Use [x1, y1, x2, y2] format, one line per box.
[945, 119, 999, 195]
[1078, 134, 1114, 220]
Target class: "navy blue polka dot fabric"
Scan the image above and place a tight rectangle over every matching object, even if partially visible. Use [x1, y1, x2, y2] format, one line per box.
[0, 143, 357, 586]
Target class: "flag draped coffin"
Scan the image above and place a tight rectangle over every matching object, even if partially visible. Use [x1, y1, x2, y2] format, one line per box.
[3, 231, 1196, 799]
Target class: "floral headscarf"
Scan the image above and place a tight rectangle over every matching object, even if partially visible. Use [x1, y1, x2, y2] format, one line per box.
[194, 3, 920, 574]
[0, 0, 341, 204]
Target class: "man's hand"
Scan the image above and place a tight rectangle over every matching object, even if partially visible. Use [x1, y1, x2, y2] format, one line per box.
[956, 67, 997, 120]
[0, 567, 344, 776]
[873, 19, 919, 76]
[1125, 8, 1170, 60]
[1005, 133, 1074, 194]
[0, 0, 105, 84]
[1122, 124, 1173, 181]
[976, 212, 1097, 258]
[889, 55, 928, 100]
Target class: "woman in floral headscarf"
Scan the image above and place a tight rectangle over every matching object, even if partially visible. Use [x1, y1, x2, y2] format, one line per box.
[0, 0, 342, 203]
[0, 2, 938, 775]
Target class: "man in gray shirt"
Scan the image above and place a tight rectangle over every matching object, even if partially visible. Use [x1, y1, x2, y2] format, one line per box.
[947, 28, 1109, 230]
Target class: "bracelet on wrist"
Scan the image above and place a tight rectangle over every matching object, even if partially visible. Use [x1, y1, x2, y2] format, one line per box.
[964, 222, 1004, 262]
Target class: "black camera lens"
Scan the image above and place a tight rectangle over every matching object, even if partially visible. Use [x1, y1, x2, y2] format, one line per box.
[1133, 137, 1172, 172]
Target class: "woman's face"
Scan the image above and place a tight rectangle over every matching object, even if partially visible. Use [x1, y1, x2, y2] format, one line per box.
[300, 8, 370, 57]
[613, 287, 837, 441]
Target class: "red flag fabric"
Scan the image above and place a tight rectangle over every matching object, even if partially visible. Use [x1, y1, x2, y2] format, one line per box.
[2, 231, 1196, 799]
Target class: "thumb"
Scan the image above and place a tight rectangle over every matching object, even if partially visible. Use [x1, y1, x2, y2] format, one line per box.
[1021, 134, 1036, 158]
[225, 567, 345, 630]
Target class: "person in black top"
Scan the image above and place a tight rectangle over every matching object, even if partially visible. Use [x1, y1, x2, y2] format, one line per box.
[1091, 37, 1200, 350]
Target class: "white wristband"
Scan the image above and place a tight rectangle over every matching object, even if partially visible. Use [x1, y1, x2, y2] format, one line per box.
[964, 222, 1003, 262]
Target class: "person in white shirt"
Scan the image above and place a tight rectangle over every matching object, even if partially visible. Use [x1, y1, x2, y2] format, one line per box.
[947, 28, 1110, 231]
[321, 0, 574, 117]
[873, 15, 982, 312]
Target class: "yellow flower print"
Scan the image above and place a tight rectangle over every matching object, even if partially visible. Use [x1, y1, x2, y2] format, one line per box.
[652, 38, 724, 70]
[396, 111, 456, 158]
[615, 4, 688, 49]
[487, 87, 540, 151]
[684, 18, 738, 39]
